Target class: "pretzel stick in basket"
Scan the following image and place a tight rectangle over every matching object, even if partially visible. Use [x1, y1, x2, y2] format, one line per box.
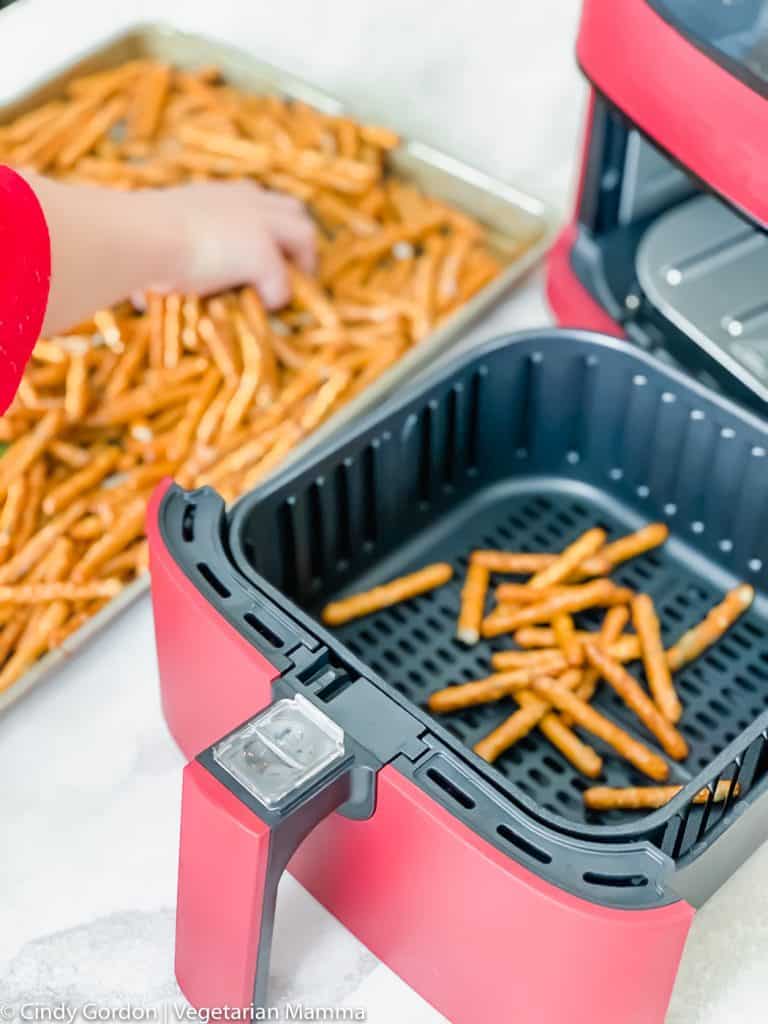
[571, 605, 630, 707]
[472, 670, 584, 764]
[481, 579, 629, 637]
[633, 593, 682, 723]
[495, 582, 632, 605]
[577, 523, 670, 578]
[584, 643, 688, 761]
[666, 585, 755, 671]
[456, 561, 489, 645]
[527, 527, 607, 589]
[428, 663, 571, 713]
[584, 780, 741, 811]
[513, 628, 641, 662]
[322, 563, 453, 627]
[552, 612, 583, 667]
[489, 649, 570, 672]
[530, 677, 670, 782]
[521, 694, 603, 778]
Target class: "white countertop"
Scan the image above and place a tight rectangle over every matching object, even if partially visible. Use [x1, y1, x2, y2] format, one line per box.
[1, 1, 767, 1021]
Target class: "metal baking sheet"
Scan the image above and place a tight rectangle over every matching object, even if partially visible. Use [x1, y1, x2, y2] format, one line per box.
[0, 23, 557, 712]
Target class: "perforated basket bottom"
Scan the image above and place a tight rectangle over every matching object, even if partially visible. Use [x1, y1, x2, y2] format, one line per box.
[317, 478, 768, 826]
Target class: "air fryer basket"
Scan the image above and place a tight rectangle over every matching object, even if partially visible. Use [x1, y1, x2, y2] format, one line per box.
[228, 330, 768, 869]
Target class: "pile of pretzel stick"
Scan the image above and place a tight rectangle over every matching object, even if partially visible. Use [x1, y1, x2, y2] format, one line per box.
[321, 523, 754, 813]
[0, 59, 509, 697]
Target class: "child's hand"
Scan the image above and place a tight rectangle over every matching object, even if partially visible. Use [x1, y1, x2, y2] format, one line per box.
[146, 180, 316, 309]
[18, 171, 317, 335]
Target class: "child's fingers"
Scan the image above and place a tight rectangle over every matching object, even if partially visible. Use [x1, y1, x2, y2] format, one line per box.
[264, 210, 317, 275]
[257, 188, 307, 215]
[248, 227, 291, 309]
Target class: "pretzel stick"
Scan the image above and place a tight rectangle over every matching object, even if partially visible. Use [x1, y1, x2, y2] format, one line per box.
[569, 604, 631, 712]
[0, 409, 63, 497]
[631, 593, 682, 723]
[583, 643, 688, 760]
[128, 63, 171, 141]
[49, 439, 92, 469]
[42, 448, 119, 516]
[578, 523, 669, 578]
[0, 498, 86, 584]
[667, 585, 755, 671]
[181, 295, 200, 350]
[72, 499, 146, 582]
[299, 371, 350, 432]
[489, 649, 569, 672]
[322, 563, 453, 626]
[163, 292, 182, 369]
[288, 265, 341, 328]
[495, 582, 632, 605]
[219, 314, 262, 436]
[12, 462, 46, 555]
[552, 613, 583, 667]
[0, 477, 27, 552]
[428, 664, 572, 713]
[513, 628, 641, 663]
[239, 288, 279, 404]
[0, 600, 69, 693]
[584, 780, 741, 811]
[0, 580, 122, 603]
[56, 95, 127, 169]
[64, 351, 89, 422]
[481, 579, 626, 637]
[70, 515, 105, 541]
[530, 678, 669, 781]
[148, 293, 165, 369]
[236, 423, 303, 492]
[527, 527, 607, 589]
[198, 315, 239, 381]
[526, 697, 603, 778]
[472, 670, 583, 763]
[93, 309, 123, 352]
[453, 560, 488, 647]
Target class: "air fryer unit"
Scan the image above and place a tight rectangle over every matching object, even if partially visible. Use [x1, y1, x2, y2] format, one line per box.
[547, 0, 768, 410]
[150, 330, 768, 1024]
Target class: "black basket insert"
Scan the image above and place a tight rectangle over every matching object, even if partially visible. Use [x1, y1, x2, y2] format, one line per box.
[227, 330, 768, 879]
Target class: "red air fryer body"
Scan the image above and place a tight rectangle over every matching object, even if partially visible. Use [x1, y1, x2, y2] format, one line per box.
[147, 482, 694, 1023]
[547, 0, 768, 410]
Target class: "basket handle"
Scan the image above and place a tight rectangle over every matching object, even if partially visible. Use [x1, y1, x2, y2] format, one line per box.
[175, 724, 355, 1011]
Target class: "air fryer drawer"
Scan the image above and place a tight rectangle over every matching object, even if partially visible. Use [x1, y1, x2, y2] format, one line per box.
[228, 329, 768, 858]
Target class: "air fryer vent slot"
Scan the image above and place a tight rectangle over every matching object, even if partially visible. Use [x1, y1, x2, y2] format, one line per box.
[497, 824, 552, 865]
[181, 502, 196, 542]
[583, 871, 648, 889]
[243, 612, 284, 650]
[426, 768, 476, 810]
[196, 562, 231, 599]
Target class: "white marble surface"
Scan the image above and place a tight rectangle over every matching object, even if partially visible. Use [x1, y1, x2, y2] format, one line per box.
[1, 1, 767, 1021]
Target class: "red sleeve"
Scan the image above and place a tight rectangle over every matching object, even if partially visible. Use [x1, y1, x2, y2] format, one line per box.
[0, 166, 51, 414]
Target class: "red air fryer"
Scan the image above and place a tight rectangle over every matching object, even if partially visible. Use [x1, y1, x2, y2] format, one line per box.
[149, 325, 768, 1024]
[547, 0, 768, 410]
